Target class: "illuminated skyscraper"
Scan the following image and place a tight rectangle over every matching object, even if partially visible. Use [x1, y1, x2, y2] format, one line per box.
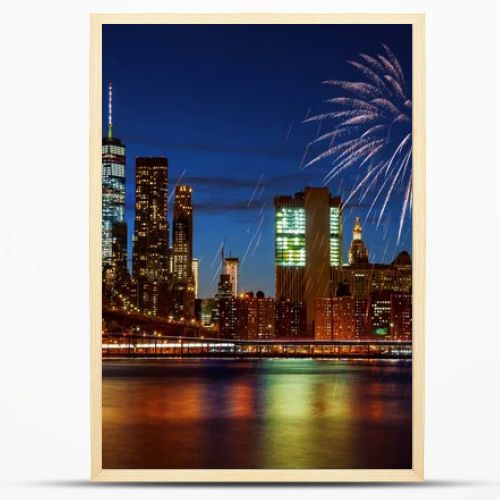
[172, 185, 193, 281]
[102, 82, 126, 273]
[348, 217, 369, 264]
[132, 157, 170, 315]
[223, 256, 239, 296]
[171, 185, 195, 318]
[192, 258, 199, 298]
[274, 187, 342, 336]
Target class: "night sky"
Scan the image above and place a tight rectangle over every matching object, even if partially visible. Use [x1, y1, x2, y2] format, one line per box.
[103, 23, 412, 298]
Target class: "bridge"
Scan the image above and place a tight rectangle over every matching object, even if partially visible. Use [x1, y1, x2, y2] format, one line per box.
[103, 306, 208, 337]
[102, 333, 412, 359]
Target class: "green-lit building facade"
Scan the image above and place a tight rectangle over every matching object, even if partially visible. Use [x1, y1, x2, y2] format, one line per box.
[274, 187, 343, 336]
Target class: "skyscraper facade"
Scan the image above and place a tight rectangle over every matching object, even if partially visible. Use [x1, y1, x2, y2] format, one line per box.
[192, 258, 199, 299]
[223, 257, 239, 297]
[172, 185, 193, 281]
[274, 187, 343, 336]
[171, 185, 195, 318]
[132, 157, 170, 315]
[102, 82, 126, 274]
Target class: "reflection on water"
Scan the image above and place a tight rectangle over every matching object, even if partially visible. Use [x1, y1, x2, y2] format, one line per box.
[103, 359, 411, 469]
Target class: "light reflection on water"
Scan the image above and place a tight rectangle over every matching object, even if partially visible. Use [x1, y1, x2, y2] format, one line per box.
[103, 359, 411, 469]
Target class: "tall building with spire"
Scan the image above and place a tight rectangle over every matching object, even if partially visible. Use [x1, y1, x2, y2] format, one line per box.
[132, 157, 170, 316]
[348, 216, 369, 264]
[102, 82, 127, 278]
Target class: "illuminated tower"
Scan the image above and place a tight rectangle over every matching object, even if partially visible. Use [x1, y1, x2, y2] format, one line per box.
[348, 216, 369, 264]
[102, 82, 126, 274]
[172, 186, 193, 281]
[274, 187, 342, 336]
[192, 258, 199, 299]
[223, 256, 239, 297]
[171, 185, 195, 318]
[132, 157, 170, 315]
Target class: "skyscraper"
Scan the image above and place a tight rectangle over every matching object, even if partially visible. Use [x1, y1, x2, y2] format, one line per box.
[274, 187, 343, 336]
[172, 185, 193, 282]
[192, 258, 199, 298]
[348, 217, 369, 264]
[132, 157, 170, 315]
[102, 82, 126, 275]
[223, 256, 239, 296]
[171, 185, 195, 318]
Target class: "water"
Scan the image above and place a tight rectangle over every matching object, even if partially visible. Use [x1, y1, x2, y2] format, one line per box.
[103, 358, 412, 469]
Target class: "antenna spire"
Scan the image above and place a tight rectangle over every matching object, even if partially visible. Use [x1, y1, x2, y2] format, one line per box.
[107, 81, 113, 139]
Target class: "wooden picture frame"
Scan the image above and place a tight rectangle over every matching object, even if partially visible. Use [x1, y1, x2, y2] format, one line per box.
[90, 13, 425, 482]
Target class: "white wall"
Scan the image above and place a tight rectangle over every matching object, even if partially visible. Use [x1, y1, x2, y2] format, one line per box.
[1, 1, 499, 499]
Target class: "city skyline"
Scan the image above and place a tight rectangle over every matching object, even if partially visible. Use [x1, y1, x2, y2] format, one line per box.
[102, 24, 412, 298]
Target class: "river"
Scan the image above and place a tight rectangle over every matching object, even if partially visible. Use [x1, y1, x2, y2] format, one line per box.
[103, 358, 412, 469]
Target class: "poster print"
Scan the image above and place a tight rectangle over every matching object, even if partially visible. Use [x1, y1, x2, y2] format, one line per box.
[90, 14, 425, 482]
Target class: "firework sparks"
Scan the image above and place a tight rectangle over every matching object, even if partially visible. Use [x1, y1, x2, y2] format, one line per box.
[304, 44, 412, 243]
[247, 174, 264, 207]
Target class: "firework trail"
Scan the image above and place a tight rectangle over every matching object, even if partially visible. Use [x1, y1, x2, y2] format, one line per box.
[210, 240, 225, 269]
[303, 44, 412, 243]
[247, 174, 264, 207]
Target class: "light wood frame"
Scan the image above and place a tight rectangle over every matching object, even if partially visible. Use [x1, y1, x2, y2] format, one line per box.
[90, 13, 425, 482]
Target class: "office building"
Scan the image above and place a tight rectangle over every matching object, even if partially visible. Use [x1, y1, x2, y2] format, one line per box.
[192, 258, 199, 298]
[390, 291, 412, 339]
[369, 290, 392, 336]
[102, 82, 127, 275]
[223, 256, 239, 296]
[315, 283, 357, 340]
[132, 156, 170, 315]
[275, 187, 342, 336]
[275, 299, 306, 338]
[171, 185, 195, 318]
[172, 185, 193, 281]
[314, 298, 333, 340]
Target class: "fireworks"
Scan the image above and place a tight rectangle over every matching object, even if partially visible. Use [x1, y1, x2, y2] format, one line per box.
[304, 44, 412, 243]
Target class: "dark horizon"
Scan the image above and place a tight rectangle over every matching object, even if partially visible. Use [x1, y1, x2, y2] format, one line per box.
[103, 23, 412, 298]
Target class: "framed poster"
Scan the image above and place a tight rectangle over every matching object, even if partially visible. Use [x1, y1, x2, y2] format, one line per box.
[90, 13, 425, 482]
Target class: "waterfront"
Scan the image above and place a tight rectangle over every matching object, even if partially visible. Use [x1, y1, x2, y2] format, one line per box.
[103, 358, 412, 469]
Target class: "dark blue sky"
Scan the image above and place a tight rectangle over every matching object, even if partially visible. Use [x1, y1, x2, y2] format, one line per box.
[103, 24, 412, 298]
